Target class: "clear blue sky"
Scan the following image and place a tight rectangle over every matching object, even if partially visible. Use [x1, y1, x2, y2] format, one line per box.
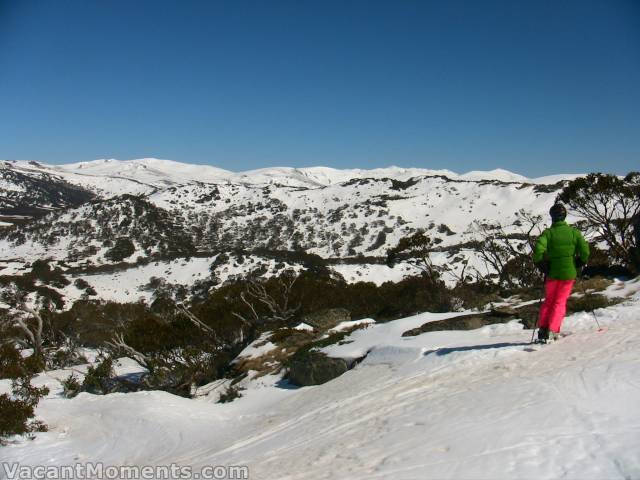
[1, 0, 638, 176]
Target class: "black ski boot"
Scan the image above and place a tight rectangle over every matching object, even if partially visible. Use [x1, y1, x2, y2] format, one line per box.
[537, 327, 549, 344]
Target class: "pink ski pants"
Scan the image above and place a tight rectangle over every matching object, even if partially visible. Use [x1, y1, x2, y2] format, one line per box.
[538, 279, 575, 333]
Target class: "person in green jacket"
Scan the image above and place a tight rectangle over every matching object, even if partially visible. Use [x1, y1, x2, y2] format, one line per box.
[533, 203, 590, 343]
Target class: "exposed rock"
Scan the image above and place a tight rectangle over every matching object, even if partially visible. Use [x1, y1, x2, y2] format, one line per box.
[286, 351, 349, 386]
[301, 308, 351, 330]
[490, 306, 519, 317]
[402, 309, 518, 337]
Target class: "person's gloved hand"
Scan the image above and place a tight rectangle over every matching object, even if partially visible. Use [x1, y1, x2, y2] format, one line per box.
[575, 257, 586, 277]
[535, 261, 549, 275]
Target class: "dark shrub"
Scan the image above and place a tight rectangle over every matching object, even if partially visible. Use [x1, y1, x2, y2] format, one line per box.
[450, 281, 501, 310]
[74, 278, 91, 290]
[0, 343, 27, 379]
[0, 344, 43, 379]
[31, 260, 51, 278]
[105, 238, 135, 262]
[217, 384, 243, 403]
[0, 376, 49, 443]
[49, 300, 150, 347]
[47, 340, 88, 370]
[61, 373, 82, 398]
[566, 293, 617, 314]
[81, 357, 116, 395]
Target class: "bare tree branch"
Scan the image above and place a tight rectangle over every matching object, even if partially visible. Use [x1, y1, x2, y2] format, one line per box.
[106, 332, 152, 370]
[232, 272, 301, 326]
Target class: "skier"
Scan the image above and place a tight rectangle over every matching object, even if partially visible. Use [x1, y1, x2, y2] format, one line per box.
[533, 203, 590, 343]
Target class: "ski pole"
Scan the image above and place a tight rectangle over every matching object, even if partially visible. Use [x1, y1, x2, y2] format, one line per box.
[530, 283, 545, 343]
[578, 278, 605, 332]
[591, 309, 602, 330]
[530, 319, 537, 343]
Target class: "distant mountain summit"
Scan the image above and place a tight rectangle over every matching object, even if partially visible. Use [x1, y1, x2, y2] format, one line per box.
[24, 157, 580, 189]
[54, 158, 233, 187]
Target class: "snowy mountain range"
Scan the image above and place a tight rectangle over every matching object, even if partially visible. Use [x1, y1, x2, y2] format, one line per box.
[0, 158, 582, 306]
[2, 157, 581, 192]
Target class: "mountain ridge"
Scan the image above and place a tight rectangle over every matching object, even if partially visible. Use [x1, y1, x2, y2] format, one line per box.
[3, 157, 583, 190]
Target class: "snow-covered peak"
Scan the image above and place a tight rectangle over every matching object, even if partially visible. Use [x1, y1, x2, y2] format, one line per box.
[54, 158, 233, 186]
[293, 165, 461, 185]
[46, 158, 581, 187]
[530, 173, 585, 184]
[1, 158, 583, 198]
[459, 168, 531, 183]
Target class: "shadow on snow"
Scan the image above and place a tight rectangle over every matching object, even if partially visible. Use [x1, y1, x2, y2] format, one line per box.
[423, 342, 532, 357]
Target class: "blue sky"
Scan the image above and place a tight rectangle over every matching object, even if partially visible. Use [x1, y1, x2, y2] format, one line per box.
[0, 0, 638, 176]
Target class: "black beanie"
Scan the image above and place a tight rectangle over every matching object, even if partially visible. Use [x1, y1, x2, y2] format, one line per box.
[550, 203, 567, 222]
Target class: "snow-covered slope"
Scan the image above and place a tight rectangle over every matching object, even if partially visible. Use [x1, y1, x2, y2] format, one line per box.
[1, 160, 154, 201]
[458, 168, 530, 183]
[0, 162, 94, 219]
[54, 158, 232, 187]
[2, 279, 639, 479]
[0, 171, 559, 301]
[0, 157, 585, 306]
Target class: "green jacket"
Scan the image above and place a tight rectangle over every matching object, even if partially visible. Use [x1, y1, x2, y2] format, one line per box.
[533, 221, 590, 280]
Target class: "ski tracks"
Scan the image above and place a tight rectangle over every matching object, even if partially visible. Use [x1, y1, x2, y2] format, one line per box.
[4, 296, 640, 479]
[196, 314, 640, 479]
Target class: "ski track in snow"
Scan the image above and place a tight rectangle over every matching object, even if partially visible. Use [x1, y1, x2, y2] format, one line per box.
[2, 287, 640, 479]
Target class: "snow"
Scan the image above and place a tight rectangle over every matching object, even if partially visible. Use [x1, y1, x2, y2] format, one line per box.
[331, 263, 424, 285]
[2, 255, 301, 310]
[602, 276, 640, 299]
[3, 157, 637, 477]
[0, 178, 26, 192]
[235, 333, 278, 360]
[531, 173, 585, 184]
[145, 166, 563, 262]
[2, 282, 639, 479]
[0, 356, 146, 398]
[0, 157, 583, 275]
[4, 157, 580, 190]
[293, 322, 314, 331]
[55, 158, 232, 188]
[459, 168, 531, 183]
[4, 160, 154, 198]
[328, 318, 376, 333]
[59, 257, 214, 304]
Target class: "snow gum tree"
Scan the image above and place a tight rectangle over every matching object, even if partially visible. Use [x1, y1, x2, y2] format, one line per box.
[558, 172, 640, 271]
[0, 344, 49, 443]
[386, 231, 441, 282]
[0, 284, 47, 366]
[467, 210, 544, 289]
